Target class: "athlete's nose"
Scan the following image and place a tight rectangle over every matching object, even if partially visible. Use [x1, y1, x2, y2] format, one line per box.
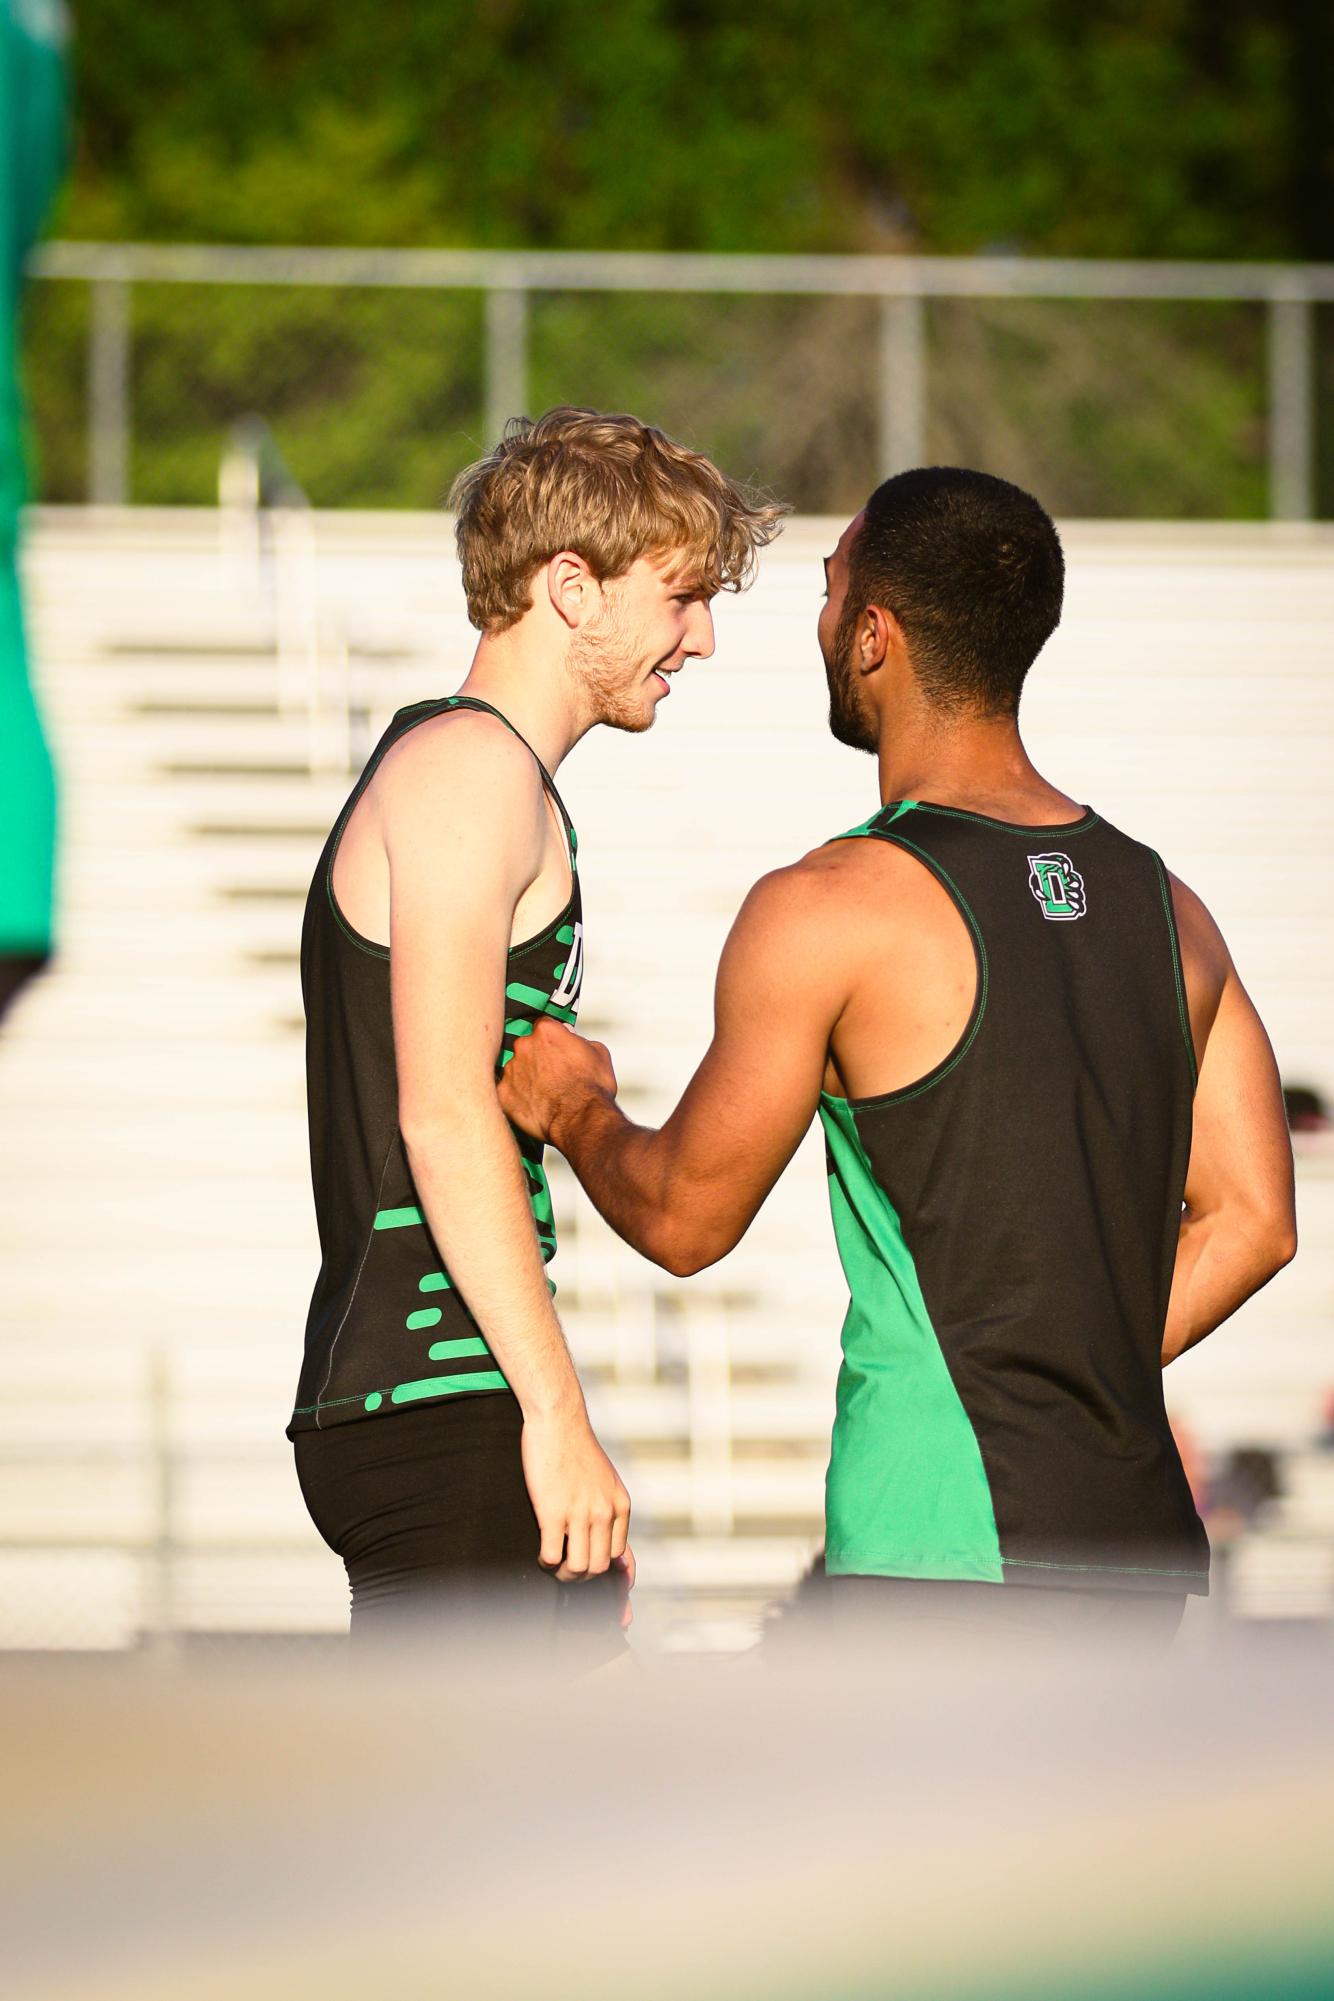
[685, 601, 716, 663]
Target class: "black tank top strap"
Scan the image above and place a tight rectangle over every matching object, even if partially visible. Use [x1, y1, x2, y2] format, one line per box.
[440, 696, 578, 870]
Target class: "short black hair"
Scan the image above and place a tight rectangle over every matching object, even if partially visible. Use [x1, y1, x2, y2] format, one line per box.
[844, 467, 1064, 716]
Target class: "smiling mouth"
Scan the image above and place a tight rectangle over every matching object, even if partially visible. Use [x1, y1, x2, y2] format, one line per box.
[651, 665, 678, 696]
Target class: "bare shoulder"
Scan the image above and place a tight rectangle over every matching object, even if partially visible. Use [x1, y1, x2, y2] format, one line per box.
[731, 835, 941, 953]
[1166, 868, 1236, 1061]
[377, 706, 541, 792]
[789, 831, 961, 918]
[373, 707, 546, 836]
[737, 845, 860, 927]
[1167, 870, 1232, 984]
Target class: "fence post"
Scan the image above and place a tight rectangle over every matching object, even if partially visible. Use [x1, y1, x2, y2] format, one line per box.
[1267, 289, 1315, 521]
[88, 275, 131, 506]
[485, 284, 529, 444]
[146, 1349, 179, 1660]
[878, 293, 926, 479]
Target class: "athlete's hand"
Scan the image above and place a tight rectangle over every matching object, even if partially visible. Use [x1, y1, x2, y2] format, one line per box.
[499, 1018, 618, 1147]
[521, 1408, 631, 1583]
[614, 1546, 637, 1630]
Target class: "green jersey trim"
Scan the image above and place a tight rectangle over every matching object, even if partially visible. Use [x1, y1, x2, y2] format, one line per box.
[1151, 850, 1198, 1093]
[1004, 1556, 1209, 1582]
[292, 1368, 510, 1419]
[907, 801, 1100, 837]
[820, 1094, 1003, 1584]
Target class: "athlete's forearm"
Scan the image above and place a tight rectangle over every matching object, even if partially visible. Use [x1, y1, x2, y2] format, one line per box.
[403, 1096, 586, 1422]
[1161, 1204, 1297, 1365]
[551, 1088, 699, 1273]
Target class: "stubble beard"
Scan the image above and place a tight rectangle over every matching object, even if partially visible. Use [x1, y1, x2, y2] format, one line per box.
[569, 597, 659, 736]
[825, 600, 878, 755]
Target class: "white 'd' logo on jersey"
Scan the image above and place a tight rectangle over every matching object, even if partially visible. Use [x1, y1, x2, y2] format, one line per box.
[550, 920, 584, 1010]
[1027, 852, 1087, 922]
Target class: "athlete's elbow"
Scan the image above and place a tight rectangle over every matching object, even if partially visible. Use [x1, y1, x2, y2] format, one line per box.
[656, 1245, 715, 1279]
[400, 1085, 492, 1161]
[1239, 1200, 1298, 1286]
[651, 1219, 733, 1278]
[1265, 1215, 1298, 1277]
[656, 1241, 708, 1279]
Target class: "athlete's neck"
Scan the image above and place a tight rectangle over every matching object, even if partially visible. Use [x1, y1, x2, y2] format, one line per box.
[451, 631, 593, 775]
[876, 710, 1081, 823]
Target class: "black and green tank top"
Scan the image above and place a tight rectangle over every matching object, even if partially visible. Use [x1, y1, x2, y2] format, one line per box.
[288, 697, 583, 1436]
[821, 800, 1208, 1594]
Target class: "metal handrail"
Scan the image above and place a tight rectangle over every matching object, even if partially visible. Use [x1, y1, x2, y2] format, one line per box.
[216, 415, 350, 772]
[31, 238, 1334, 299]
[28, 237, 1330, 519]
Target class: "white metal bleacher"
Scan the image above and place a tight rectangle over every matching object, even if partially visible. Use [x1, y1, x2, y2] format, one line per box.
[1, 505, 1331, 1650]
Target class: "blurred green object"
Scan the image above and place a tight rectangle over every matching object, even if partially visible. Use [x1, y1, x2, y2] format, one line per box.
[0, 561, 55, 952]
[2, 0, 68, 540]
[1, 0, 68, 955]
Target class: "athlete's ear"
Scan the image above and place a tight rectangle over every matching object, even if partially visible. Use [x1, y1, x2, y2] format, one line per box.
[546, 550, 600, 631]
[857, 602, 897, 677]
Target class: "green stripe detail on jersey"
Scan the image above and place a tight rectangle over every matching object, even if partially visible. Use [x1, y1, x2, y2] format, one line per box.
[834, 800, 918, 842]
[427, 1336, 491, 1362]
[504, 979, 577, 1024]
[820, 1092, 1003, 1583]
[373, 1205, 423, 1231]
[405, 1308, 442, 1331]
[505, 980, 553, 1008]
[391, 1370, 509, 1405]
[419, 1271, 452, 1293]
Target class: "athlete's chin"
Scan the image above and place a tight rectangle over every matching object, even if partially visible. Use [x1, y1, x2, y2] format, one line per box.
[599, 699, 659, 737]
[828, 703, 877, 756]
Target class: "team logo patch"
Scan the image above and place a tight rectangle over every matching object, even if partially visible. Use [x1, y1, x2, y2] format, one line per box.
[1027, 852, 1087, 922]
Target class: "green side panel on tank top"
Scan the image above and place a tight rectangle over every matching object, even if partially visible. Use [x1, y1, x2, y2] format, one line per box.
[820, 1093, 1003, 1582]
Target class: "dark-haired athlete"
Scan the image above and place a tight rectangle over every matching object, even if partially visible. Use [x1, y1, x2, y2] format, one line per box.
[500, 467, 1297, 1648]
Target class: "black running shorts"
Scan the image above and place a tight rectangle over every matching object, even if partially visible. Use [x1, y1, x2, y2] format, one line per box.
[293, 1393, 628, 1664]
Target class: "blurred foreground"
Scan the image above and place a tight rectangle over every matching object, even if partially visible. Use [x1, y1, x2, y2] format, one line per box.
[6, 1622, 1334, 2001]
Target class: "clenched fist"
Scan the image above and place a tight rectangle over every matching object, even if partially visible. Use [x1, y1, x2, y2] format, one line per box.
[499, 1017, 618, 1148]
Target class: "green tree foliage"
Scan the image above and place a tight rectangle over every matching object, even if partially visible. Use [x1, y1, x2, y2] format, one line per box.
[24, 1, 1332, 514]
[56, 0, 1324, 257]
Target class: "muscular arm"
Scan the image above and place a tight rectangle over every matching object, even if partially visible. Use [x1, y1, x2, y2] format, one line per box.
[1161, 875, 1297, 1365]
[383, 717, 629, 1577]
[501, 865, 852, 1276]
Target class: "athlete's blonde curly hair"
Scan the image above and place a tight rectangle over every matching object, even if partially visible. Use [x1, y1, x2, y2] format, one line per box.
[449, 407, 788, 633]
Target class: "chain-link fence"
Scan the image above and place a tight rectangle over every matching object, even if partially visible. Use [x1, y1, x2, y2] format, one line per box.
[23, 244, 1334, 517]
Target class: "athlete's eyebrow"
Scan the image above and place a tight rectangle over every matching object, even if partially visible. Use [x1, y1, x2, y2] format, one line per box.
[822, 557, 830, 586]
